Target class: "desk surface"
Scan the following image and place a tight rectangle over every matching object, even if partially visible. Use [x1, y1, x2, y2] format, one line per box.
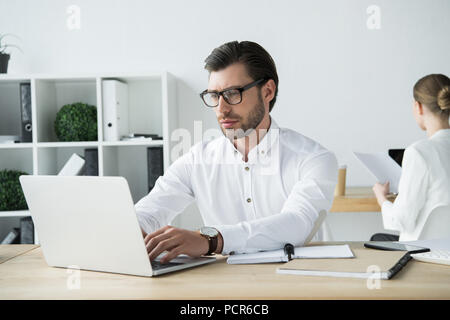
[0, 244, 38, 264]
[1, 242, 449, 300]
[330, 187, 396, 212]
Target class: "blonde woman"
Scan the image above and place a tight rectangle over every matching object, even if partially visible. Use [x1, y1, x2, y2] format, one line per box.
[372, 74, 450, 241]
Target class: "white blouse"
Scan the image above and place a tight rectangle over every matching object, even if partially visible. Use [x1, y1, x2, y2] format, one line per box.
[382, 129, 450, 241]
[134, 117, 338, 254]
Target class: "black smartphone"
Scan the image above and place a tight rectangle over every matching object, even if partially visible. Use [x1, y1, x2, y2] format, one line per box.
[364, 241, 430, 254]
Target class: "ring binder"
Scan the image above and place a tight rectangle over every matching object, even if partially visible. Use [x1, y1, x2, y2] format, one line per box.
[19, 82, 32, 142]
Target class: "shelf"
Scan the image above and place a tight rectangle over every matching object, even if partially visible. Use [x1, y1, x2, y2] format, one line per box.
[0, 210, 31, 217]
[0, 72, 163, 81]
[31, 140, 164, 147]
[0, 143, 33, 149]
[0, 72, 178, 245]
[0, 74, 34, 81]
[35, 78, 98, 143]
[101, 140, 163, 147]
[0, 148, 33, 174]
[37, 146, 99, 175]
[37, 142, 99, 148]
[102, 144, 157, 203]
[101, 76, 164, 141]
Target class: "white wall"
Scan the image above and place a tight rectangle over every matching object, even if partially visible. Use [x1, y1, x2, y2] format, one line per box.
[1, 0, 449, 240]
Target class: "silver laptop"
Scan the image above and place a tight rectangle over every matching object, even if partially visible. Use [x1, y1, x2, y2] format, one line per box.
[19, 175, 216, 277]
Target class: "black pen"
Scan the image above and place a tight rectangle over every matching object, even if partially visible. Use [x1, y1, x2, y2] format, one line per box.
[284, 243, 295, 261]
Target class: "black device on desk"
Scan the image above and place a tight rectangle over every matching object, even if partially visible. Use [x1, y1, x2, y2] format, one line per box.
[364, 241, 430, 254]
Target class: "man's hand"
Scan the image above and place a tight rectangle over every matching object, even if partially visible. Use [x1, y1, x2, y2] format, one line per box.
[373, 181, 390, 207]
[143, 225, 211, 263]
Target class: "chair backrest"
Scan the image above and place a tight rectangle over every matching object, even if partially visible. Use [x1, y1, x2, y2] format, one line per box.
[304, 209, 327, 244]
[419, 205, 450, 240]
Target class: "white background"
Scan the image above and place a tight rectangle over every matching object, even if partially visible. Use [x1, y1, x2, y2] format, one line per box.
[1, 0, 449, 239]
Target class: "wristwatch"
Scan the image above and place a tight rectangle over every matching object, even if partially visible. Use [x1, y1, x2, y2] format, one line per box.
[199, 227, 219, 255]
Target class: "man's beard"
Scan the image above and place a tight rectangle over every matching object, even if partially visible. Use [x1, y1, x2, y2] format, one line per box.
[222, 93, 265, 140]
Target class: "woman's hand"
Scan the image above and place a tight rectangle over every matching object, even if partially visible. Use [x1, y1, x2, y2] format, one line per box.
[373, 181, 390, 207]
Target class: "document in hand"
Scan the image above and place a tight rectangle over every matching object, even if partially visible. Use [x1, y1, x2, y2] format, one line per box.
[227, 245, 354, 265]
[353, 151, 402, 194]
[277, 246, 410, 280]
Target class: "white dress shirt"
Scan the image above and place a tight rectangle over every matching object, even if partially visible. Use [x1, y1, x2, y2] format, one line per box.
[135, 117, 338, 254]
[382, 129, 450, 241]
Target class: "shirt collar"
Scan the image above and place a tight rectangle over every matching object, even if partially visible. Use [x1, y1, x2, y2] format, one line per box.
[224, 116, 280, 163]
[249, 117, 280, 157]
[430, 128, 450, 140]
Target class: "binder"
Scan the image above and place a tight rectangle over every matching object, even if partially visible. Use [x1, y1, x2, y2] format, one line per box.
[147, 146, 164, 192]
[20, 217, 34, 244]
[102, 80, 129, 141]
[19, 82, 32, 142]
[84, 148, 98, 176]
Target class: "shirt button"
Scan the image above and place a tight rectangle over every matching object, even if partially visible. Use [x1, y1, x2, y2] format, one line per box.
[245, 166, 250, 171]
[261, 150, 265, 154]
[246, 198, 252, 203]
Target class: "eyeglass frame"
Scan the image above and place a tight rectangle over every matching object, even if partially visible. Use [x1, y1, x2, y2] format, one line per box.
[199, 78, 268, 108]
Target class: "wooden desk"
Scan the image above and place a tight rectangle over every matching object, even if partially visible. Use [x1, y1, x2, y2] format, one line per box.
[330, 187, 396, 212]
[1, 242, 449, 300]
[0, 244, 38, 264]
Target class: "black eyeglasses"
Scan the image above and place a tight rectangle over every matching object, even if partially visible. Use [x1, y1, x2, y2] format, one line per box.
[200, 78, 267, 108]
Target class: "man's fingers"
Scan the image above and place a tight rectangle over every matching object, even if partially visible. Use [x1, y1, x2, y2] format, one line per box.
[144, 225, 171, 243]
[148, 238, 180, 261]
[145, 232, 173, 253]
[160, 247, 182, 264]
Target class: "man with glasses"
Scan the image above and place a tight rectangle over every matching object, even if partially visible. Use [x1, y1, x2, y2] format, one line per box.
[135, 41, 338, 263]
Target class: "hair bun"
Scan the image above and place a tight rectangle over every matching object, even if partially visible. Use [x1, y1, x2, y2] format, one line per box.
[437, 85, 450, 111]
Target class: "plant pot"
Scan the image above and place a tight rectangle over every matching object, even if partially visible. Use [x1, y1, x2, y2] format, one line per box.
[0, 53, 10, 73]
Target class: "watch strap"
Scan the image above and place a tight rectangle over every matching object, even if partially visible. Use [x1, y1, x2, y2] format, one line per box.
[207, 234, 218, 255]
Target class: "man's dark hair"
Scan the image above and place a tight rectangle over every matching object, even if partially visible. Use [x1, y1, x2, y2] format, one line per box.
[204, 41, 279, 112]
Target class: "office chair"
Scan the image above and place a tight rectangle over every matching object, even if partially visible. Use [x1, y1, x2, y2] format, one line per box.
[418, 205, 450, 240]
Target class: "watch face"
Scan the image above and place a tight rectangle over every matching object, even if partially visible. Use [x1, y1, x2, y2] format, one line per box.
[201, 227, 218, 237]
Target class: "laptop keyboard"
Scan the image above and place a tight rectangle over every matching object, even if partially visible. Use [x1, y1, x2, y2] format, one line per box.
[151, 260, 183, 270]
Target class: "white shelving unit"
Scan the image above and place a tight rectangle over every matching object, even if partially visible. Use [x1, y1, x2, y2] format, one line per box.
[0, 72, 178, 244]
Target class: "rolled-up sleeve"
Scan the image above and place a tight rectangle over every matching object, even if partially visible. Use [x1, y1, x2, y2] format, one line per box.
[212, 151, 338, 254]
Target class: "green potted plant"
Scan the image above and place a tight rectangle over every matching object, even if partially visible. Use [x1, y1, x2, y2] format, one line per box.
[0, 169, 29, 211]
[54, 102, 98, 141]
[0, 33, 23, 74]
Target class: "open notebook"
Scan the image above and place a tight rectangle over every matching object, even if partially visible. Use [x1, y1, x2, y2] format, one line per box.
[227, 245, 354, 264]
[277, 247, 411, 280]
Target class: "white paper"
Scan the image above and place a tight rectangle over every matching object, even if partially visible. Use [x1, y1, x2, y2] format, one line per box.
[293, 245, 354, 259]
[353, 151, 402, 194]
[227, 245, 354, 264]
